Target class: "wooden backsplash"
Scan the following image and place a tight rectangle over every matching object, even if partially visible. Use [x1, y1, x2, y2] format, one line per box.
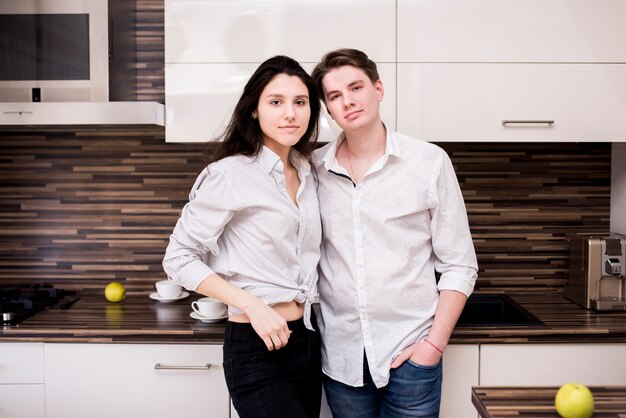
[0, 133, 611, 292]
[0, 1, 611, 292]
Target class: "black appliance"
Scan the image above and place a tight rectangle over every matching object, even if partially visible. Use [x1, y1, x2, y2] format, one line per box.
[1, 286, 66, 325]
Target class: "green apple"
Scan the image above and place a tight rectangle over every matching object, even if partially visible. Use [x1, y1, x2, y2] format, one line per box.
[104, 282, 126, 302]
[555, 383, 594, 418]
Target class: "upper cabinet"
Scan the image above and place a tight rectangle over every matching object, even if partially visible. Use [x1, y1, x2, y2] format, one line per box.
[165, 0, 626, 142]
[164, 0, 396, 142]
[398, 63, 626, 142]
[165, 0, 395, 64]
[398, 0, 626, 63]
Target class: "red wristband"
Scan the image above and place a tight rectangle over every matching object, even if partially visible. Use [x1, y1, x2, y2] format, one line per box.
[424, 338, 444, 354]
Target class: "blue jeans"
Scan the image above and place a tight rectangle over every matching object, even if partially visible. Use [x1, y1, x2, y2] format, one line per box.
[323, 354, 443, 418]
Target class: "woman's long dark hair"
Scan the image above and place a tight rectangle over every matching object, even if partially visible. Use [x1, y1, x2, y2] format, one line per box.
[206, 56, 320, 165]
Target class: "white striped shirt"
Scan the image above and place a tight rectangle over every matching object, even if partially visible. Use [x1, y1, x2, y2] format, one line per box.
[163, 146, 322, 330]
[313, 129, 478, 387]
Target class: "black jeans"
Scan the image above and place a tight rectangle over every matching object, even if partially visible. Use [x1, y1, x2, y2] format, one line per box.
[222, 312, 322, 418]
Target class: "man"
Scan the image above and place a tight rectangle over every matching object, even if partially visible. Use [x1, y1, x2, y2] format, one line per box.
[311, 49, 478, 418]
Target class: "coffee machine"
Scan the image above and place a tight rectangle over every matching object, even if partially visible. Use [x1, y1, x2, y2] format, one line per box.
[565, 233, 626, 311]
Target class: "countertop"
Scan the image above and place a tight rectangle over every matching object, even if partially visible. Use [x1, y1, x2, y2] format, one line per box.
[2, 292, 626, 344]
[472, 386, 626, 417]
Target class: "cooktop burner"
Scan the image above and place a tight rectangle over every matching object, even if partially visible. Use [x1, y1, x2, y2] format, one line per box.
[1, 286, 66, 325]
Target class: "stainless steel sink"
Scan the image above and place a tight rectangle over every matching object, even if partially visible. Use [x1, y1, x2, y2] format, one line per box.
[455, 294, 544, 327]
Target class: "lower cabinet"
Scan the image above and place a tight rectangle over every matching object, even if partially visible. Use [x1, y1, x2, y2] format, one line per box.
[0, 343, 46, 418]
[480, 343, 626, 385]
[441, 344, 480, 418]
[45, 343, 230, 418]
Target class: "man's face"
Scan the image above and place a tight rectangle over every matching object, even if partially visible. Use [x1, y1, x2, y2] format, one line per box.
[321, 65, 384, 133]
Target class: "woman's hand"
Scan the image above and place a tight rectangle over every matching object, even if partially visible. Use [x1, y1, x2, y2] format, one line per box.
[244, 298, 292, 351]
[390, 340, 442, 369]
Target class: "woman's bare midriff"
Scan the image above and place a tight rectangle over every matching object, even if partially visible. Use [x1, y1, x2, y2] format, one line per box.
[228, 300, 304, 323]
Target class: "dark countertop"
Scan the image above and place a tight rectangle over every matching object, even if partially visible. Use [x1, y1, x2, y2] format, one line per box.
[2, 292, 626, 344]
[472, 386, 626, 417]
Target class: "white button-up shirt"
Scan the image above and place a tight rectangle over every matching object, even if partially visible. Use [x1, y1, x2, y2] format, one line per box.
[313, 129, 478, 387]
[163, 146, 321, 330]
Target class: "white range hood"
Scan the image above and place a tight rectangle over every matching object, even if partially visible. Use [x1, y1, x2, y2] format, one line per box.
[0, 102, 164, 127]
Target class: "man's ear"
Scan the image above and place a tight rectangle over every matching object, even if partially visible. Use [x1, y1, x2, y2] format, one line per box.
[375, 80, 384, 102]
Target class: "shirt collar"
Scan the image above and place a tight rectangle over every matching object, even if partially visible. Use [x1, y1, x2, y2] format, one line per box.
[317, 123, 401, 172]
[256, 145, 311, 177]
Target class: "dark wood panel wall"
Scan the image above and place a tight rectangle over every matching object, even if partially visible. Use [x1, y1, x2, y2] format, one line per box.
[0, 1, 611, 292]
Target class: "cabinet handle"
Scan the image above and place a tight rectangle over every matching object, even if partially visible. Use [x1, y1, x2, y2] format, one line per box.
[502, 120, 554, 126]
[154, 363, 212, 370]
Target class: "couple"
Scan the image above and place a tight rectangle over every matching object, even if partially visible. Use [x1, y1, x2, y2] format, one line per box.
[163, 48, 478, 418]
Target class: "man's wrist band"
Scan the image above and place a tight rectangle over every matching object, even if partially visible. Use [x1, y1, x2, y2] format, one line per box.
[424, 338, 444, 354]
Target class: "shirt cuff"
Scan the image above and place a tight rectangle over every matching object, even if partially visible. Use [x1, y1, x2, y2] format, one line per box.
[437, 273, 476, 297]
[175, 260, 216, 291]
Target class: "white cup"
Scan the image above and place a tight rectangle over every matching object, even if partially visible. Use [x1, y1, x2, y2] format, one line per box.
[192, 297, 227, 318]
[155, 280, 182, 299]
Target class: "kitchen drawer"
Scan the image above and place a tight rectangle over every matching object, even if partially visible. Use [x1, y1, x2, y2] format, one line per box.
[0, 384, 45, 418]
[397, 63, 626, 142]
[165, 0, 395, 64]
[481, 344, 626, 386]
[0, 343, 44, 384]
[45, 343, 229, 418]
[398, 0, 626, 62]
[165, 62, 396, 143]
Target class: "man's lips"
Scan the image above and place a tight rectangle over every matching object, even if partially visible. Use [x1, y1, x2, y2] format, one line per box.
[345, 110, 362, 120]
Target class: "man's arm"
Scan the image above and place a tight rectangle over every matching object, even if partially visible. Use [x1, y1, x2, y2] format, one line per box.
[390, 290, 467, 368]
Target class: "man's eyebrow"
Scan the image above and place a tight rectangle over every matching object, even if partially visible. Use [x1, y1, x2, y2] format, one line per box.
[325, 80, 364, 96]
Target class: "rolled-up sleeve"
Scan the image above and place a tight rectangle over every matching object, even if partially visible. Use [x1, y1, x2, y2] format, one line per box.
[429, 153, 478, 297]
[162, 168, 237, 291]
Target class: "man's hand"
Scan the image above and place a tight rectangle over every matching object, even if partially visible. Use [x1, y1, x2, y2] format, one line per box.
[390, 340, 442, 369]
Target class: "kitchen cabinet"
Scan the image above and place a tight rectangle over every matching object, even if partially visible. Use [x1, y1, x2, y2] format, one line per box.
[480, 344, 626, 386]
[398, 0, 626, 63]
[45, 343, 230, 418]
[441, 344, 480, 418]
[165, 63, 396, 143]
[165, 0, 395, 64]
[0, 343, 46, 418]
[164, 0, 396, 143]
[396, 0, 626, 142]
[397, 63, 626, 142]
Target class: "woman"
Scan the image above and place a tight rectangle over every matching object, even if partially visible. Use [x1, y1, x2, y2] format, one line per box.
[162, 55, 322, 418]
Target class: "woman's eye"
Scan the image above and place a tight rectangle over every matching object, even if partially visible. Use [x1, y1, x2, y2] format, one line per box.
[270, 100, 281, 105]
[295, 100, 307, 106]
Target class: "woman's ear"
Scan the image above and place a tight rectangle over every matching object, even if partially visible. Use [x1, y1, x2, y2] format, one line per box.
[251, 111, 257, 119]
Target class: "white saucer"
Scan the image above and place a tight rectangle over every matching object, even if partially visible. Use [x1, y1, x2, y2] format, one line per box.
[149, 291, 190, 303]
[190, 311, 228, 323]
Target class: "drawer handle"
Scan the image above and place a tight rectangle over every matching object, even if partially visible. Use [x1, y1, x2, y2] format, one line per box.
[154, 363, 212, 370]
[502, 120, 554, 126]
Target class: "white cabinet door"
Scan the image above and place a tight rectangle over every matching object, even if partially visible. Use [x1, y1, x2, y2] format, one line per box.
[0, 343, 45, 418]
[397, 63, 626, 142]
[398, 0, 626, 62]
[480, 344, 626, 385]
[0, 385, 45, 418]
[165, 0, 395, 64]
[0, 343, 44, 384]
[45, 344, 229, 418]
[441, 345, 479, 418]
[165, 63, 396, 143]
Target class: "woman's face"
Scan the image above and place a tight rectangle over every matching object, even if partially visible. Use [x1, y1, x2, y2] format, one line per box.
[254, 73, 311, 154]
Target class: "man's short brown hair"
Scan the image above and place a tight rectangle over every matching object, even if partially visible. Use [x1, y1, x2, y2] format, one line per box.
[311, 48, 380, 103]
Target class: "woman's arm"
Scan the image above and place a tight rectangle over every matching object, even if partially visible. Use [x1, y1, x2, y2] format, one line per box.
[196, 274, 292, 351]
